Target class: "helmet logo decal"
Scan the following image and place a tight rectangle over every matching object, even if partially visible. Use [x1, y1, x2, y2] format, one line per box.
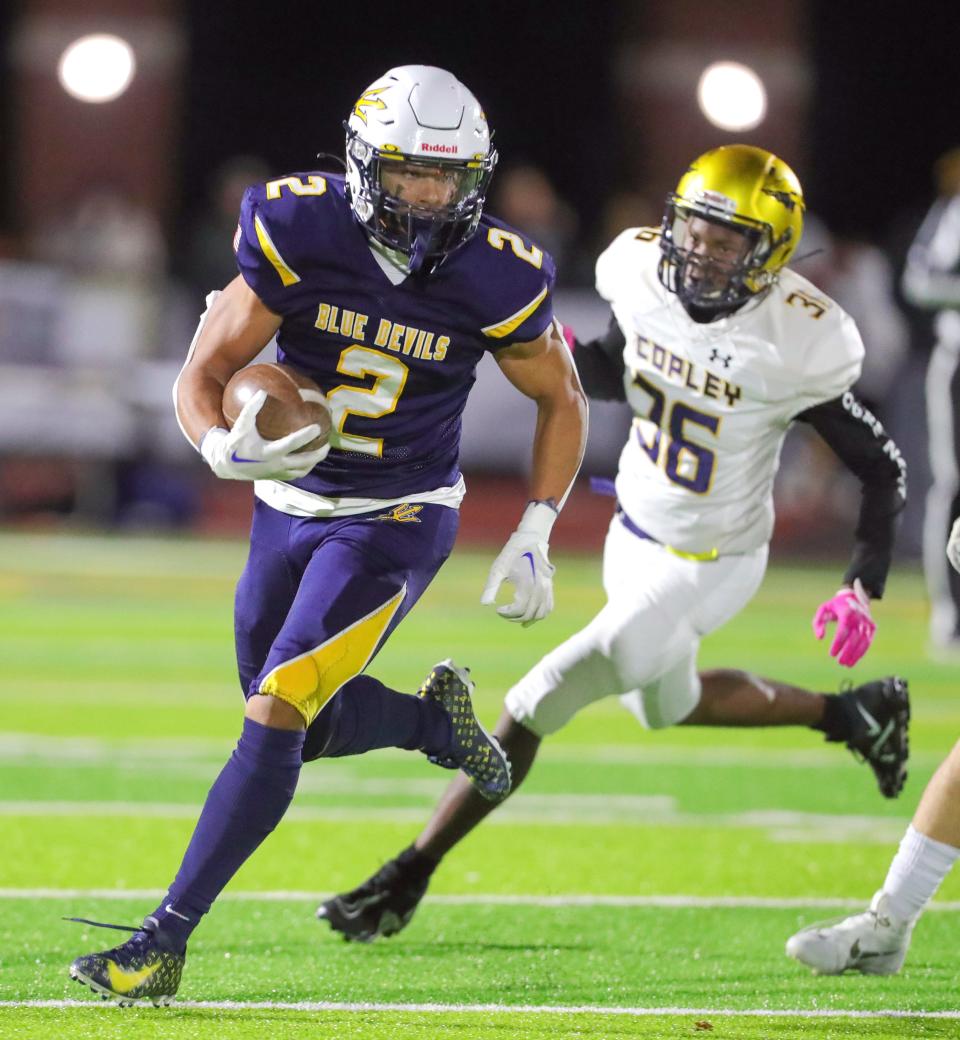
[762, 188, 798, 211]
[420, 142, 458, 154]
[352, 87, 389, 125]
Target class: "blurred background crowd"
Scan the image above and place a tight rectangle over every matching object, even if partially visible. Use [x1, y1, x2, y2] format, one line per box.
[0, 0, 958, 575]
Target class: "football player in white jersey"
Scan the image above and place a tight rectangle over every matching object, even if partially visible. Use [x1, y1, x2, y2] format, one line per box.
[318, 145, 911, 942]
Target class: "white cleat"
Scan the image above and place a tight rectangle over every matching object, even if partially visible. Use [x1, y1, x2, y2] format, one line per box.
[785, 891, 914, 975]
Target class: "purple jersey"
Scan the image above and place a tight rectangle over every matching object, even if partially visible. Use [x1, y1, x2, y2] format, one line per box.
[235, 173, 556, 499]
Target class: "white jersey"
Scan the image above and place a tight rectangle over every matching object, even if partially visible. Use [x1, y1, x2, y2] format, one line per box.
[597, 227, 864, 556]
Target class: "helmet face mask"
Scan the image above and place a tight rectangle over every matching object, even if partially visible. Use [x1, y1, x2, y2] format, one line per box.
[660, 200, 770, 313]
[657, 145, 805, 319]
[344, 66, 497, 274]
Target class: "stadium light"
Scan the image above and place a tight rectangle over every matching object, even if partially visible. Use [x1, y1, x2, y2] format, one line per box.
[697, 61, 767, 132]
[57, 34, 136, 104]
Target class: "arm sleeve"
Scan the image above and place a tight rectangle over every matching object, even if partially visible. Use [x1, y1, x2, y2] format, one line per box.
[570, 313, 627, 401]
[796, 393, 907, 598]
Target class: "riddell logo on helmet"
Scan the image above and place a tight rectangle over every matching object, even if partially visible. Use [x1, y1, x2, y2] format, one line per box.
[696, 190, 737, 214]
[420, 142, 458, 154]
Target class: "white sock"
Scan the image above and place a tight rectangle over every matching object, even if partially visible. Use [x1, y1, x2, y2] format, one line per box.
[882, 824, 960, 922]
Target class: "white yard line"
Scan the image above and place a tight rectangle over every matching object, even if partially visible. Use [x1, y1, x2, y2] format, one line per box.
[4, 887, 960, 911]
[0, 733, 949, 770]
[0, 798, 912, 841]
[1, 999, 958, 1019]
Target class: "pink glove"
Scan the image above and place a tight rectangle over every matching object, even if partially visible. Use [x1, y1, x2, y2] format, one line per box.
[812, 578, 876, 667]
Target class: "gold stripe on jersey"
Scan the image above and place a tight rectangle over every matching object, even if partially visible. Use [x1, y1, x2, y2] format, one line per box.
[254, 214, 301, 287]
[481, 285, 549, 340]
[258, 585, 406, 724]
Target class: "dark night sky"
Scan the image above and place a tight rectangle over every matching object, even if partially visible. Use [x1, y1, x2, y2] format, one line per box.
[175, 1, 960, 248]
[806, 2, 960, 241]
[3, 2, 959, 252]
[176, 1, 622, 238]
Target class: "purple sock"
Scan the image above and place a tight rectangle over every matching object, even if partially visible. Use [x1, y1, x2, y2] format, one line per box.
[302, 675, 452, 760]
[149, 717, 304, 950]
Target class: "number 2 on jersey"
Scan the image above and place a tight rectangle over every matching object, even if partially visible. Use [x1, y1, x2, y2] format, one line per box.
[632, 374, 720, 493]
[325, 346, 409, 456]
[486, 228, 543, 269]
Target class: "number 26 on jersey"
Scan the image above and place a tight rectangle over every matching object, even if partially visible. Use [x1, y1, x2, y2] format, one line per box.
[632, 373, 720, 494]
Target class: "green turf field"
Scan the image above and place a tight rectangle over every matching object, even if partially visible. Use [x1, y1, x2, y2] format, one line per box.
[1, 529, 959, 1039]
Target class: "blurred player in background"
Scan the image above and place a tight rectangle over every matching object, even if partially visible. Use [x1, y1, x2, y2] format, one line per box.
[902, 147, 960, 653]
[786, 516, 960, 974]
[320, 144, 911, 944]
[66, 65, 587, 1004]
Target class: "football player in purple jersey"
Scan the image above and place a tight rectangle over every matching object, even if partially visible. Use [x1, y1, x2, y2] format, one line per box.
[66, 65, 587, 1005]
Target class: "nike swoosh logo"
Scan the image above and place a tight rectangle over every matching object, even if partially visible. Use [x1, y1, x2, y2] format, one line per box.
[855, 701, 881, 737]
[850, 939, 882, 962]
[870, 720, 895, 757]
[165, 904, 190, 921]
[522, 551, 536, 577]
[337, 894, 382, 920]
[106, 960, 160, 995]
[230, 451, 258, 464]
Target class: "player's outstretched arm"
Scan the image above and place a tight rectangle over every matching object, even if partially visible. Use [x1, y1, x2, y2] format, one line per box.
[173, 276, 326, 481]
[482, 321, 588, 625]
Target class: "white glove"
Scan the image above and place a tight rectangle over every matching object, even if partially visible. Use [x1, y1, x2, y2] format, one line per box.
[481, 501, 557, 626]
[199, 389, 329, 481]
[948, 517, 960, 575]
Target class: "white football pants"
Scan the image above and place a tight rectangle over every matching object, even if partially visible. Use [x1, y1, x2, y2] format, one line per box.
[505, 516, 768, 734]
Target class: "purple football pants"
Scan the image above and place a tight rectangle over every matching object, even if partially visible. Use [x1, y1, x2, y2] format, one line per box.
[234, 496, 459, 753]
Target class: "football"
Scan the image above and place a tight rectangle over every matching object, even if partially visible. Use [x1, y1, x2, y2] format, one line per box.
[221, 362, 332, 453]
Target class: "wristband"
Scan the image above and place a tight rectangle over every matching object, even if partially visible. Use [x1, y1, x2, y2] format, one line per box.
[199, 426, 228, 464]
[517, 500, 558, 541]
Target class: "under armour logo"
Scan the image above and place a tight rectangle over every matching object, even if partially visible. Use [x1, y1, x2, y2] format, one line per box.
[709, 347, 733, 369]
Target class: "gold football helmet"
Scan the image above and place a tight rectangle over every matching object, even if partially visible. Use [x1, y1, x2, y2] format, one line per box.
[658, 144, 805, 317]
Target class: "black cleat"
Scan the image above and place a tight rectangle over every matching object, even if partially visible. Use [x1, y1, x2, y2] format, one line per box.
[419, 659, 512, 802]
[836, 676, 910, 798]
[67, 916, 184, 1006]
[317, 858, 429, 942]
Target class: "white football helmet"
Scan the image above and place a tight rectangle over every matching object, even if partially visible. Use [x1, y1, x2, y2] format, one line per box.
[344, 65, 497, 274]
